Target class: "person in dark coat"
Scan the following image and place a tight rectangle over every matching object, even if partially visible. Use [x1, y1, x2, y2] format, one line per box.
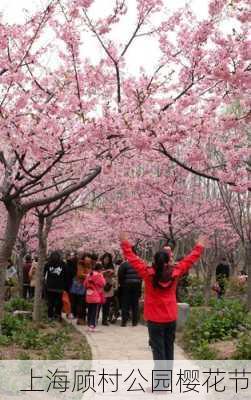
[216, 257, 230, 298]
[70, 253, 92, 325]
[65, 252, 78, 292]
[65, 252, 78, 318]
[115, 259, 123, 312]
[118, 248, 142, 327]
[44, 251, 67, 321]
[101, 252, 115, 326]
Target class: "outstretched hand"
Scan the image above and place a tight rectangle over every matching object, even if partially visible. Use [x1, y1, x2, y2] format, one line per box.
[197, 235, 209, 248]
[120, 231, 128, 242]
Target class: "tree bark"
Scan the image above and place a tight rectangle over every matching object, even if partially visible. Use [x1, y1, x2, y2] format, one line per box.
[33, 216, 50, 322]
[0, 165, 101, 320]
[0, 205, 23, 318]
[16, 250, 24, 297]
[15, 241, 27, 297]
[203, 264, 213, 305]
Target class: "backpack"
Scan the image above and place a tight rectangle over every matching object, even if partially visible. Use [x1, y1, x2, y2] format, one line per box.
[70, 279, 85, 296]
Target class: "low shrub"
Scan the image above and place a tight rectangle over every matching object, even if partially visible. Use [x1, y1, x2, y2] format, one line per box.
[46, 329, 70, 359]
[14, 329, 43, 350]
[0, 311, 91, 359]
[183, 299, 250, 358]
[192, 340, 217, 360]
[4, 298, 33, 312]
[0, 335, 11, 346]
[179, 276, 205, 306]
[234, 331, 251, 360]
[1, 314, 27, 338]
[18, 352, 31, 360]
[226, 277, 247, 296]
[14, 323, 70, 351]
[47, 344, 65, 360]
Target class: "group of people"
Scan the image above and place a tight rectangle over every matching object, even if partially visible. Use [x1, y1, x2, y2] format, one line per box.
[5, 256, 38, 301]
[15, 234, 248, 369]
[21, 235, 206, 367]
[30, 250, 143, 332]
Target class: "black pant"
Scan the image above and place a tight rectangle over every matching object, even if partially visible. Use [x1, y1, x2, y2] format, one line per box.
[102, 297, 112, 323]
[30, 287, 35, 298]
[70, 294, 87, 320]
[87, 303, 98, 327]
[117, 287, 122, 310]
[47, 290, 63, 320]
[148, 320, 176, 364]
[23, 284, 33, 300]
[121, 285, 140, 325]
[148, 321, 176, 391]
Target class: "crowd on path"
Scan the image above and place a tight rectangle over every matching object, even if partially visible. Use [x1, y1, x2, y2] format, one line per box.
[45, 250, 144, 330]
[8, 235, 205, 368]
[5, 234, 248, 370]
[19, 250, 143, 331]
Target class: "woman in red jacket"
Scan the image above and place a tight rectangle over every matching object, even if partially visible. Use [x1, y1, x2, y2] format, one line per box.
[120, 232, 207, 366]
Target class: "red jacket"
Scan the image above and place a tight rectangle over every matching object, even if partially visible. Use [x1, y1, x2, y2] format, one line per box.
[121, 241, 204, 323]
[84, 271, 105, 304]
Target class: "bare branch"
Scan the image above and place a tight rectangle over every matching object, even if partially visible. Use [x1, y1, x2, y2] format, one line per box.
[81, 9, 121, 105]
[0, 68, 8, 76]
[23, 166, 101, 210]
[158, 143, 251, 192]
[12, 141, 66, 198]
[20, 177, 78, 199]
[18, 1, 54, 68]
[0, 151, 7, 167]
[25, 63, 54, 98]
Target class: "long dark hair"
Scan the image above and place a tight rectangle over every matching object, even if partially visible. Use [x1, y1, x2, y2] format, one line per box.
[152, 251, 174, 289]
[48, 251, 62, 266]
[100, 252, 113, 269]
[95, 262, 103, 271]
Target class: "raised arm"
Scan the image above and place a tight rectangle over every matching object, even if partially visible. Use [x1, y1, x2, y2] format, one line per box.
[120, 240, 149, 281]
[172, 244, 204, 279]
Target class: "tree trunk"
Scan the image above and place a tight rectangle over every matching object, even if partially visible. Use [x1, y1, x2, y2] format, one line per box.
[204, 265, 213, 305]
[33, 217, 50, 322]
[0, 206, 23, 318]
[16, 243, 26, 297]
[194, 264, 200, 280]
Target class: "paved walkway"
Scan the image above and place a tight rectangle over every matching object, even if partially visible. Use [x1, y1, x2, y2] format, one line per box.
[65, 319, 198, 399]
[69, 319, 187, 360]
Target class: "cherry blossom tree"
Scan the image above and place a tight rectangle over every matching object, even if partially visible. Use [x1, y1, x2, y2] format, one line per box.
[0, 0, 250, 313]
[0, 2, 104, 315]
